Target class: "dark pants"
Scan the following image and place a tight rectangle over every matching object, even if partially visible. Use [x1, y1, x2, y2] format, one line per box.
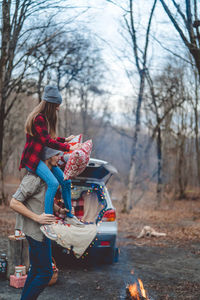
[20, 236, 53, 300]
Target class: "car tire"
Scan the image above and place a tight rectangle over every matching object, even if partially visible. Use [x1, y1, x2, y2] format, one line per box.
[104, 247, 117, 264]
[114, 247, 119, 262]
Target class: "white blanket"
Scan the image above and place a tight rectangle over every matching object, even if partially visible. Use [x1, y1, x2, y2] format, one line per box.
[82, 191, 102, 223]
[50, 222, 97, 258]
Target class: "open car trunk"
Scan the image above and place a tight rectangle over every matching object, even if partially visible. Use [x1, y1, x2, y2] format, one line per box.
[55, 159, 117, 224]
[71, 159, 117, 223]
[55, 182, 107, 223]
[76, 158, 118, 184]
[70, 182, 106, 224]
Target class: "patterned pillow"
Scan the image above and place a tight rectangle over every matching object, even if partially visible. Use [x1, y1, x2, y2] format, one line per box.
[58, 134, 83, 167]
[64, 140, 92, 180]
[68, 134, 83, 153]
[57, 152, 69, 167]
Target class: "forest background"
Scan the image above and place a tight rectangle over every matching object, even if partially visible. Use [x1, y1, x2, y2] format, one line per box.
[1, 0, 200, 212]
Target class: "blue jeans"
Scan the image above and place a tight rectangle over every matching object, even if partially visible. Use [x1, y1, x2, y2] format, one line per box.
[20, 236, 53, 300]
[26, 160, 73, 217]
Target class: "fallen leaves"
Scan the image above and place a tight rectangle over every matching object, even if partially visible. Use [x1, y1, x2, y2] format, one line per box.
[116, 200, 200, 248]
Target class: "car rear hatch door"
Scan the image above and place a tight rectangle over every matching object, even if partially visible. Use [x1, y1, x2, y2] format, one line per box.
[76, 158, 118, 184]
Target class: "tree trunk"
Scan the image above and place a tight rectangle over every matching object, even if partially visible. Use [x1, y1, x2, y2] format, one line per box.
[126, 159, 135, 212]
[156, 126, 163, 206]
[194, 70, 200, 183]
[177, 134, 186, 199]
[80, 89, 88, 138]
[190, 48, 200, 80]
[123, 0, 157, 212]
[0, 103, 6, 204]
[0, 0, 11, 204]
[125, 72, 145, 212]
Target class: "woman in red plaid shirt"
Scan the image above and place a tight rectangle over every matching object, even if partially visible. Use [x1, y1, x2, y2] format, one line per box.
[19, 85, 84, 239]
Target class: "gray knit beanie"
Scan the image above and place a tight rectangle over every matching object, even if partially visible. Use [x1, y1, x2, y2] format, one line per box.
[42, 85, 62, 104]
[42, 147, 61, 161]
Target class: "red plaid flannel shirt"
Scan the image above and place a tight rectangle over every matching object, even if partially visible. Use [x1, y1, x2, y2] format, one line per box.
[19, 113, 70, 171]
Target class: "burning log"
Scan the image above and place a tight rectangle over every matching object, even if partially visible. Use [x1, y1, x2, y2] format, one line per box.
[126, 285, 146, 300]
[125, 279, 149, 300]
[125, 287, 145, 299]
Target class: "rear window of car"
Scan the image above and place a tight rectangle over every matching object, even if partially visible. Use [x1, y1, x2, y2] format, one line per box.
[76, 165, 110, 180]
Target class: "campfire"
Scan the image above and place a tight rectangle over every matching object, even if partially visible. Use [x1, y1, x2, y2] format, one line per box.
[126, 278, 149, 300]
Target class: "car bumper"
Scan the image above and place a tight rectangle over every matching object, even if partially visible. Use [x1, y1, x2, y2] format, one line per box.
[92, 233, 116, 249]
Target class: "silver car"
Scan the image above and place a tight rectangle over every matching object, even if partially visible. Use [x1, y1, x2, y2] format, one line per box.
[53, 158, 118, 264]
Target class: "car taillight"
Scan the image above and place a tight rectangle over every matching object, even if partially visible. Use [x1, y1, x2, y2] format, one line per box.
[102, 209, 116, 222]
[100, 241, 110, 246]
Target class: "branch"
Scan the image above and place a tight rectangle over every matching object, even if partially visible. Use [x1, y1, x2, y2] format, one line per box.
[106, 0, 129, 12]
[193, 0, 200, 48]
[128, 0, 141, 73]
[143, 0, 157, 67]
[172, 0, 187, 27]
[159, 0, 191, 48]
[150, 33, 195, 65]
[185, 0, 197, 46]
[144, 98, 186, 155]
[110, 124, 133, 139]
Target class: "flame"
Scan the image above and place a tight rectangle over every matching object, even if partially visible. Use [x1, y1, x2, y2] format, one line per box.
[128, 283, 140, 300]
[138, 279, 148, 299]
[128, 278, 149, 300]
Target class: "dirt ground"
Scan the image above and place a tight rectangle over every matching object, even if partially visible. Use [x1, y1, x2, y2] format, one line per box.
[0, 197, 200, 299]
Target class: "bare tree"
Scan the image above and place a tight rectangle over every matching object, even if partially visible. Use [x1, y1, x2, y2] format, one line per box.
[144, 62, 188, 205]
[159, 0, 200, 78]
[0, 0, 88, 202]
[122, 0, 157, 212]
[188, 59, 200, 184]
[49, 34, 109, 141]
[72, 54, 107, 139]
[2, 27, 109, 196]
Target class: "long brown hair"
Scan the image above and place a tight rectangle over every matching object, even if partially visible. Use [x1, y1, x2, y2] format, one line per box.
[25, 100, 58, 138]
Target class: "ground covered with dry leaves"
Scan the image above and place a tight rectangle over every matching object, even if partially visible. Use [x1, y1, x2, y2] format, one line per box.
[116, 200, 200, 248]
[1, 198, 200, 299]
[116, 199, 200, 299]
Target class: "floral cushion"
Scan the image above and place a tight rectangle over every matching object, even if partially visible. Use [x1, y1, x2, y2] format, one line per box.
[63, 140, 92, 180]
[58, 134, 83, 167]
[68, 134, 83, 153]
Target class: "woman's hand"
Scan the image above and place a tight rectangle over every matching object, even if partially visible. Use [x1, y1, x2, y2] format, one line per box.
[65, 135, 75, 142]
[70, 143, 82, 151]
[36, 213, 56, 225]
